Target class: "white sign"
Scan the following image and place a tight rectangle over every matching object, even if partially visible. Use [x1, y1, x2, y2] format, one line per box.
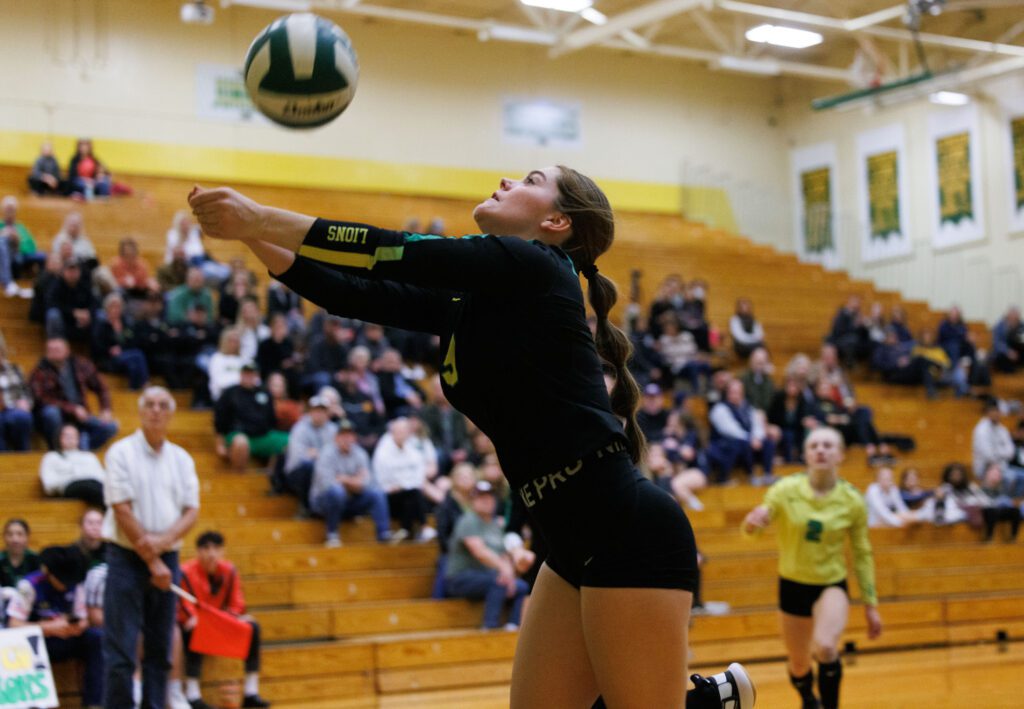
[0, 626, 59, 708]
[502, 98, 581, 148]
[195, 63, 267, 124]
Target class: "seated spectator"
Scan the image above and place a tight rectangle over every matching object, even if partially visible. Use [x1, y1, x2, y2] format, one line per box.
[977, 463, 1022, 542]
[29, 248, 66, 324]
[67, 137, 111, 200]
[647, 274, 685, 339]
[358, 322, 390, 362]
[646, 442, 706, 512]
[27, 141, 63, 195]
[435, 462, 477, 556]
[740, 347, 776, 412]
[636, 383, 669, 442]
[39, 425, 106, 508]
[165, 211, 230, 284]
[826, 295, 868, 367]
[109, 237, 158, 298]
[898, 467, 934, 516]
[301, 315, 352, 394]
[256, 314, 300, 391]
[814, 345, 892, 463]
[888, 305, 913, 342]
[871, 327, 937, 398]
[707, 379, 775, 485]
[862, 301, 888, 356]
[310, 420, 390, 547]
[478, 453, 512, 519]
[660, 409, 708, 481]
[2, 195, 45, 285]
[420, 376, 471, 475]
[44, 258, 97, 342]
[992, 306, 1024, 372]
[0, 518, 40, 587]
[218, 270, 255, 327]
[375, 348, 422, 420]
[51, 212, 98, 270]
[207, 327, 245, 402]
[73, 508, 107, 569]
[0, 334, 33, 451]
[767, 375, 818, 463]
[177, 532, 271, 708]
[166, 303, 220, 406]
[283, 396, 338, 510]
[236, 296, 269, 363]
[938, 305, 975, 364]
[29, 337, 118, 450]
[783, 352, 817, 406]
[6, 544, 103, 708]
[92, 292, 149, 390]
[865, 467, 919, 528]
[157, 245, 190, 292]
[445, 481, 529, 630]
[409, 415, 445, 510]
[348, 346, 384, 418]
[913, 328, 968, 397]
[266, 372, 301, 432]
[373, 417, 429, 541]
[971, 398, 1024, 497]
[937, 462, 988, 527]
[167, 267, 215, 326]
[680, 279, 710, 351]
[657, 314, 710, 394]
[730, 298, 765, 359]
[265, 280, 304, 334]
[214, 362, 288, 471]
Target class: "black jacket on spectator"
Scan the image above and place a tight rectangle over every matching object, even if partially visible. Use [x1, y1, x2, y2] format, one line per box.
[637, 409, 669, 443]
[305, 337, 349, 376]
[256, 336, 296, 380]
[214, 384, 276, 437]
[266, 286, 302, 319]
[91, 317, 141, 371]
[45, 277, 97, 334]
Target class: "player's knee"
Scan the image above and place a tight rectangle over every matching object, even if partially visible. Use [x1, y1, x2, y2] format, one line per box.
[812, 640, 839, 663]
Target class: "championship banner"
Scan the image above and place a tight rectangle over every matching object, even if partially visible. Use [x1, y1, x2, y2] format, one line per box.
[0, 626, 59, 708]
[927, 106, 984, 249]
[791, 143, 840, 269]
[1010, 115, 1024, 233]
[856, 124, 911, 263]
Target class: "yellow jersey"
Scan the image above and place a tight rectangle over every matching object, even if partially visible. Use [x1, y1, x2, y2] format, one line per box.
[751, 473, 878, 606]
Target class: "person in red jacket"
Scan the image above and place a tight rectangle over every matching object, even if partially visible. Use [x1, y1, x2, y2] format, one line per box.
[176, 531, 269, 709]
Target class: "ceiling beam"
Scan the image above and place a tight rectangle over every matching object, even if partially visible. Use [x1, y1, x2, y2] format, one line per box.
[690, 8, 734, 53]
[551, 0, 710, 57]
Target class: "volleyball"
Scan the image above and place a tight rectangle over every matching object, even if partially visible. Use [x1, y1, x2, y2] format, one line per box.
[243, 13, 359, 128]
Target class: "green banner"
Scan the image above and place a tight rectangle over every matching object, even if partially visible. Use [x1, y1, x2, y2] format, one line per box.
[801, 167, 833, 254]
[936, 132, 973, 226]
[866, 150, 900, 240]
[1013, 117, 1024, 211]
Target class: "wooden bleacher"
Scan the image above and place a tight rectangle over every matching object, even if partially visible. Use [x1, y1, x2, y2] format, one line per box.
[1, 162, 1022, 707]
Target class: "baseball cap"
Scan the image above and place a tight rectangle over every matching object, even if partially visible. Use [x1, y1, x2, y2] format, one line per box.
[240, 361, 258, 373]
[643, 383, 662, 396]
[39, 545, 87, 589]
[308, 395, 328, 409]
[337, 418, 355, 433]
[472, 480, 498, 498]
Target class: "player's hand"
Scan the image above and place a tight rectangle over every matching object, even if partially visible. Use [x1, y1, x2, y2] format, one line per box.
[148, 558, 172, 591]
[742, 506, 771, 534]
[865, 605, 883, 639]
[188, 186, 266, 242]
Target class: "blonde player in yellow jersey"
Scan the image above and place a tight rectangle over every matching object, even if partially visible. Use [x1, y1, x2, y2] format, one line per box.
[742, 427, 882, 709]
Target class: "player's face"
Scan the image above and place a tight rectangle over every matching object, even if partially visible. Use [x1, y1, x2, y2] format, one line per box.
[473, 167, 563, 240]
[804, 430, 843, 471]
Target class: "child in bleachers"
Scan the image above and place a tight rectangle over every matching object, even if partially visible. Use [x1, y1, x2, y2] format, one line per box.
[0, 518, 40, 588]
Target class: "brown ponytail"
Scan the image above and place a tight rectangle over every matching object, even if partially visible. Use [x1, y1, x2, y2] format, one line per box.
[555, 166, 646, 464]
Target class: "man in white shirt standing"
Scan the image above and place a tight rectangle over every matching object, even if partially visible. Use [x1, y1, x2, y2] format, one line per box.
[101, 386, 199, 709]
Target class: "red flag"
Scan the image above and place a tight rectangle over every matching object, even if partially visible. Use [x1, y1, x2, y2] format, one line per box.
[189, 603, 253, 660]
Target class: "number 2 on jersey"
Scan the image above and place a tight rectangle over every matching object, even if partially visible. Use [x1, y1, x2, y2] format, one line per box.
[805, 519, 823, 543]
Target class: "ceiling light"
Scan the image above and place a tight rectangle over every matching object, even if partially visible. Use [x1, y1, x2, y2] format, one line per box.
[745, 24, 823, 50]
[712, 55, 781, 76]
[580, 7, 607, 25]
[929, 90, 970, 106]
[226, 0, 312, 10]
[520, 0, 593, 13]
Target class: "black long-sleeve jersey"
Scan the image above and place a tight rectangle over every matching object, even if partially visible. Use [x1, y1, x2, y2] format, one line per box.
[274, 218, 626, 491]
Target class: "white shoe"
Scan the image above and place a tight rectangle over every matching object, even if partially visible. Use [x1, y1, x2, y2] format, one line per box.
[166, 683, 191, 709]
[417, 525, 437, 542]
[690, 662, 756, 708]
[388, 529, 409, 544]
[325, 535, 342, 548]
[18, 287, 33, 299]
[4, 282, 18, 297]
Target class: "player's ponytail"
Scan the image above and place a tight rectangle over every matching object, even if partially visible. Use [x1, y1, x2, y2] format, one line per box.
[555, 166, 646, 464]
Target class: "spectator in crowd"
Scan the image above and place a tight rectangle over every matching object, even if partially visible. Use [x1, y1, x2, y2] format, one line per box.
[109, 237, 158, 298]
[740, 347, 776, 412]
[646, 442, 706, 512]
[256, 313, 299, 390]
[730, 298, 765, 359]
[92, 292, 149, 390]
[977, 463, 1022, 542]
[865, 467, 919, 528]
[913, 328, 969, 397]
[657, 314, 710, 394]
[165, 211, 230, 284]
[52, 212, 99, 270]
[937, 462, 987, 527]
[872, 327, 937, 398]
[44, 258, 97, 341]
[265, 280, 304, 334]
[283, 396, 338, 509]
[375, 348, 422, 419]
[647, 275, 686, 339]
[358, 322, 390, 362]
[2, 195, 45, 282]
[445, 481, 529, 630]
[6, 544, 102, 708]
[373, 417, 430, 541]
[420, 375, 472, 474]
[157, 245, 190, 292]
[310, 419, 390, 547]
[218, 270, 255, 327]
[783, 353, 817, 406]
[708, 379, 776, 485]
[887, 305, 912, 342]
[236, 296, 269, 363]
[214, 362, 287, 470]
[992, 306, 1024, 373]
[660, 409, 708, 481]
[815, 345, 892, 463]
[165, 303, 219, 406]
[861, 302, 888, 355]
[971, 398, 1024, 497]
[0, 518, 40, 587]
[30, 337, 118, 450]
[301, 315, 351, 394]
[39, 425, 106, 507]
[826, 295, 868, 367]
[898, 467, 934, 517]
[266, 372, 301, 432]
[177, 532, 271, 709]
[348, 345, 384, 417]
[435, 462, 477, 556]
[27, 141, 62, 195]
[636, 383, 669, 442]
[767, 375, 818, 463]
[410, 415, 445, 509]
[74, 508, 107, 570]
[101, 386, 199, 709]
[681, 279, 711, 351]
[0, 334, 33, 451]
[67, 138, 111, 200]
[207, 327, 245, 403]
[167, 267, 215, 326]
[938, 305, 975, 364]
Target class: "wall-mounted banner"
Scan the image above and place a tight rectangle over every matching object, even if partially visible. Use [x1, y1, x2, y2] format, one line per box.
[502, 98, 581, 149]
[856, 124, 911, 263]
[1010, 113, 1024, 234]
[195, 64, 267, 124]
[927, 106, 984, 249]
[0, 626, 59, 708]
[791, 142, 840, 269]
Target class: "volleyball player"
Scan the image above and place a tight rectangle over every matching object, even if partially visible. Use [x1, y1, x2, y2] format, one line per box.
[188, 166, 755, 708]
[742, 427, 882, 709]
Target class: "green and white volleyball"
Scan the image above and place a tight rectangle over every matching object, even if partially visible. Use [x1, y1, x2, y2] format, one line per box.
[244, 13, 359, 128]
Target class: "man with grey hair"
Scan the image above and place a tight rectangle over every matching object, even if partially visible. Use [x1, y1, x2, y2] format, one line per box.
[102, 386, 199, 709]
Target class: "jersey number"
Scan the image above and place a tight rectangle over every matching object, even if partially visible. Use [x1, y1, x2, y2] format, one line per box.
[805, 519, 823, 543]
[442, 336, 458, 387]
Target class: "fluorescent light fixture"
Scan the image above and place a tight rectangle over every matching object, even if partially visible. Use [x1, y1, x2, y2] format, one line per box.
[580, 7, 607, 25]
[745, 24, 823, 49]
[227, 0, 312, 10]
[712, 55, 781, 76]
[929, 90, 970, 106]
[483, 24, 557, 45]
[520, 0, 593, 12]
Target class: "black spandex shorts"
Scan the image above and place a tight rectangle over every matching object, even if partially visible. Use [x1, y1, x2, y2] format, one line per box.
[525, 446, 698, 592]
[778, 577, 849, 617]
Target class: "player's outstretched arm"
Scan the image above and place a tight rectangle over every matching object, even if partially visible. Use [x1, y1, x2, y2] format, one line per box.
[741, 505, 772, 536]
[188, 186, 313, 251]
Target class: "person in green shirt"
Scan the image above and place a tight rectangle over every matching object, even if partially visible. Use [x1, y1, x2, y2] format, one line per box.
[0, 518, 41, 587]
[1, 196, 46, 282]
[743, 427, 883, 709]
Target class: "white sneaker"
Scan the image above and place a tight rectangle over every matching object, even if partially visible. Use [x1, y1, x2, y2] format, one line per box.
[18, 287, 33, 299]
[4, 282, 18, 297]
[388, 529, 409, 544]
[325, 535, 342, 548]
[690, 662, 756, 708]
[166, 683, 191, 709]
[417, 525, 437, 542]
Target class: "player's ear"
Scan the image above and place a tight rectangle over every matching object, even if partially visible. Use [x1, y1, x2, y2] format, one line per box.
[540, 212, 572, 240]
